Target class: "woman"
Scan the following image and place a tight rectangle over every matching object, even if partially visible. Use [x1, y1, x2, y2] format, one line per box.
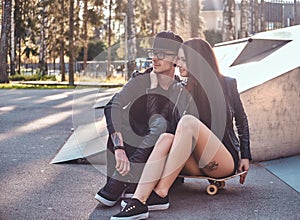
[110, 38, 252, 220]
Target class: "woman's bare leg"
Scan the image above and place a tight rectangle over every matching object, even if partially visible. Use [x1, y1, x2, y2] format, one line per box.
[154, 115, 235, 196]
[132, 133, 174, 203]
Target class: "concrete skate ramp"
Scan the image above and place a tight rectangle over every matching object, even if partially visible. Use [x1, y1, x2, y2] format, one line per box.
[214, 25, 300, 161]
[50, 88, 117, 164]
[214, 25, 300, 93]
[50, 117, 108, 164]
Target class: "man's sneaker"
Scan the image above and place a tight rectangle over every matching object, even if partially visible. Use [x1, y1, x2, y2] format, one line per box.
[111, 198, 149, 220]
[121, 191, 169, 211]
[95, 178, 128, 207]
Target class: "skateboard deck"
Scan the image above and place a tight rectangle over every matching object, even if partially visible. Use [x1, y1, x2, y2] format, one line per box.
[178, 171, 247, 195]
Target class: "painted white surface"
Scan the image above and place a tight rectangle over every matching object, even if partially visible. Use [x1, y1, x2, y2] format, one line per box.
[214, 25, 300, 92]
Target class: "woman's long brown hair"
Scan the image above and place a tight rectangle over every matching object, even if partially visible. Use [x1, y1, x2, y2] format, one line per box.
[182, 38, 228, 129]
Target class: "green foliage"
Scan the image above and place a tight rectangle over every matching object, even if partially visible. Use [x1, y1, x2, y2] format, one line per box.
[9, 74, 56, 81]
[76, 40, 106, 61]
[204, 30, 223, 47]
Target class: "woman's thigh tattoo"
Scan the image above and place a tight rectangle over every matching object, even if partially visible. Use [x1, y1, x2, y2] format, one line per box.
[204, 161, 219, 171]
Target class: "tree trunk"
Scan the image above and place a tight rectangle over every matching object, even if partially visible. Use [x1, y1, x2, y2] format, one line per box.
[68, 0, 74, 86]
[248, 0, 254, 34]
[189, 0, 199, 37]
[162, 1, 168, 30]
[106, 0, 112, 78]
[38, 1, 47, 76]
[0, 0, 12, 83]
[253, 0, 259, 33]
[127, 0, 137, 79]
[188, 0, 205, 38]
[222, 0, 235, 42]
[170, 0, 175, 32]
[150, 0, 158, 34]
[10, 0, 16, 76]
[83, 0, 88, 76]
[60, 0, 66, 81]
[260, 0, 266, 31]
[240, 0, 249, 38]
[294, 0, 298, 25]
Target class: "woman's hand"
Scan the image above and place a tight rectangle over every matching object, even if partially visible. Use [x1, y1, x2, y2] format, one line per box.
[115, 149, 130, 176]
[238, 158, 250, 184]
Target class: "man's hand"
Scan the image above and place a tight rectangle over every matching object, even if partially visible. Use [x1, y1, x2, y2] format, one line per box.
[115, 149, 130, 176]
[238, 158, 250, 184]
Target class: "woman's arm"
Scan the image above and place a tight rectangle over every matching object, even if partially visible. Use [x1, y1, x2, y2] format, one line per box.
[230, 78, 251, 184]
[231, 78, 251, 160]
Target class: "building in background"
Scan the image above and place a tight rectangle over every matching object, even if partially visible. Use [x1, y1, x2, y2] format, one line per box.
[201, 0, 300, 40]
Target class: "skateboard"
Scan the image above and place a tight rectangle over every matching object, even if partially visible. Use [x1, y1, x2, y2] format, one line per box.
[178, 171, 247, 196]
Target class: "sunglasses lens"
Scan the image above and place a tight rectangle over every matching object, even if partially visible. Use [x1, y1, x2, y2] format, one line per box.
[148, 52, 154, 58]
[148, 51, 171, 60]
[156, 52, 164, 59]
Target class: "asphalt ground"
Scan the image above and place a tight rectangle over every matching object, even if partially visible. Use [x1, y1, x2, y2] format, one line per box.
[1, 89, 299, 220]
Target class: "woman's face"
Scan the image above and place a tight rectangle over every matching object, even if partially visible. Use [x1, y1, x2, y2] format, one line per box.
[177, 48, 188, 77]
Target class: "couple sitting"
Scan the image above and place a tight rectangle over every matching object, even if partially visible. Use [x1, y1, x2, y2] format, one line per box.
[95, 31, 251, 220]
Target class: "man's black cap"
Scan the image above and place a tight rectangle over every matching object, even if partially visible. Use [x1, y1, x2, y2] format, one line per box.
[147, 30, 183, 53]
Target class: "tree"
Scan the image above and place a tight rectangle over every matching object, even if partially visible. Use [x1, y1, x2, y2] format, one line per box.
[37, 0, 47, 75]
[260, 0, 266, 31]
[161, 0, 168, 30]
[60, 0, 66, 81]
[253, 0, 259, 33]
[127, 0, 137, 78]
[106, 0, 112, 78]
[189, 0, 205, 38]
[170, 0, 175, 32]
[83, 0, 88, 75]
[223, 0, 236, 42]
[240, 0, 249, 38]
[0, 0, 12, 83]
[170, 0, 188, 33]
[295, 0, 298, 25]
[150, 0, 159, 34]
[10, 0, 16, 76]
[68, 0, 74, 86]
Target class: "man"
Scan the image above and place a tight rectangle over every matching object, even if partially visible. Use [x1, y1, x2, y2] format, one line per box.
[95, 31, 184, 207]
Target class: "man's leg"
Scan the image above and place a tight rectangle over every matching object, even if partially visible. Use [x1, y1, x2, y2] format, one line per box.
[95, 138, 135, 206]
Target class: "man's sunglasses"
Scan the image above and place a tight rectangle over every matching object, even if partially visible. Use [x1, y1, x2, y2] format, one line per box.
[148, 51, 177, 60]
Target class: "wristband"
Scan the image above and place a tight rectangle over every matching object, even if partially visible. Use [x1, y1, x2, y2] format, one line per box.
[113, 145, 125, 151]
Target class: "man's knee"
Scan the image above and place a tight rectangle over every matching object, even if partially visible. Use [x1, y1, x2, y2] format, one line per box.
[149, 114, 167, 134]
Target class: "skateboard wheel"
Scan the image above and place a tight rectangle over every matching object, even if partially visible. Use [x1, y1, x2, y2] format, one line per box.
[206, 184, 218, 195]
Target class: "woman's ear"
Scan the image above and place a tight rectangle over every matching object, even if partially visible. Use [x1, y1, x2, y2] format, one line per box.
[173, 63, 177, 67]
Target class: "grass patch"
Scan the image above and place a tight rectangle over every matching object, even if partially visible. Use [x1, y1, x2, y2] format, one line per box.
[0, 83, 75, 89]
[9, 74, 57, 81]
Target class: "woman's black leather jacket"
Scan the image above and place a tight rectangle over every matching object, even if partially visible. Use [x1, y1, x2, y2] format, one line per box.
[223, 77, 251, 160]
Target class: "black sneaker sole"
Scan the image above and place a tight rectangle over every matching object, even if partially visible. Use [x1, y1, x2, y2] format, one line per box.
[95, 193, 117, 207]
[121, 200, 169, 211]
[110, 212, 149, 220]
